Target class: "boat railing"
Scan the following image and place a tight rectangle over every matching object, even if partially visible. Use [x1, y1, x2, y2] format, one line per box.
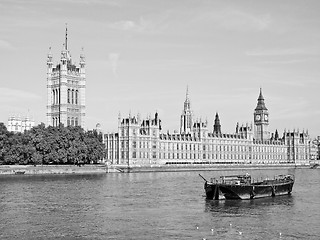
[208, 174, 294, 185]
[210, 174, 252, 185]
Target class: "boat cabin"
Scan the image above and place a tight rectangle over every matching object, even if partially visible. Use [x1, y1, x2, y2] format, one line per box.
[219, 174, 252, 185]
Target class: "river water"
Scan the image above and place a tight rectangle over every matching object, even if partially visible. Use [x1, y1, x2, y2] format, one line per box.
[0, 168, 319, 239]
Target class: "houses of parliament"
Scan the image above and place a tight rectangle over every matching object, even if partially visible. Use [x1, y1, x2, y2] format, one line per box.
[44, 27, 310, 167]
[104, 88, 311, 167]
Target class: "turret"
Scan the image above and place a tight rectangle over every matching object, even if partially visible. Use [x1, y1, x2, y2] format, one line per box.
[213, 112, 221, 135]
[47, 47, 53, 74]
[80, 47, 86, 75]
[193, 118, 208, 139]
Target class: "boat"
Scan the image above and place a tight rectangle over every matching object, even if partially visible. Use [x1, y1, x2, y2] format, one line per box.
[14, 170, 25, 175]
[200, 173, 294, 200]
[310, 163, 319, 169]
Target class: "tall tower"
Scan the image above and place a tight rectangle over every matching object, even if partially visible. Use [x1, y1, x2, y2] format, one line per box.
[180, 86, 193, 134]
[254, 88, 270, 141]
[46, 26, 86, 128]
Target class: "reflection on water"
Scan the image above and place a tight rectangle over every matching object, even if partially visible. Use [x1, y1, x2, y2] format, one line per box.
[204, 195, 294, 214]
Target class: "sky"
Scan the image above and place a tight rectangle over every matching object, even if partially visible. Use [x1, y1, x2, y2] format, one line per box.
[0, 0, 320, 138]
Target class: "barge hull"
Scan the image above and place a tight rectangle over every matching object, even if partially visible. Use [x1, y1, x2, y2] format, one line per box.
[205, 180, 294, 200]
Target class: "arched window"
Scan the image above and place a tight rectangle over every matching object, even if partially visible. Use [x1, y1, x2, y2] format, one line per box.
[75, 90, 78, 105]
[67, 89, 70, 103]
[57, 89, 60, 104]
[52, 90, 55, 104]
[71, 89, 74, 104]
[52, 117, 55, 126]
[55, 89, 58, 104]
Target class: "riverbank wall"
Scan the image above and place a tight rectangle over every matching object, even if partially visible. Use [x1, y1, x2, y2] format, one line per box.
[0, 163, 311, 175]
[0, 164, 107, 175]
[107, 163, 310, 173]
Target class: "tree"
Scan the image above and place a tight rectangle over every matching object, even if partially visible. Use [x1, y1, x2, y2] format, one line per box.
[0, 123, 10, 164]
[0, 123, 105, 165]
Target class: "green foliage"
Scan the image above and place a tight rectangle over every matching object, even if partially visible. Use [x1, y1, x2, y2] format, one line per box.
[0, 122, 105, 165]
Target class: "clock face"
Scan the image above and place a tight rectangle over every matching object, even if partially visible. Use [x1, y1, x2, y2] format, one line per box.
[255, 114, 261, 121]
[264, 115, 268, 121]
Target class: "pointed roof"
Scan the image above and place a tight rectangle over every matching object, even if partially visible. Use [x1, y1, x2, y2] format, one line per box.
[185, 85, 190, 102]
[65, 23, 68, 51]
[214, 112, 220, 123]
[255, 88, 268, 111]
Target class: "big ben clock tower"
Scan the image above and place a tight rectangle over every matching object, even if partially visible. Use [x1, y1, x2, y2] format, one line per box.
[254, 88, 270, 141]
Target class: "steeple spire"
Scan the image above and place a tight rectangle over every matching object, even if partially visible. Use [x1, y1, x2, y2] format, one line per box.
[186, 85, 189, 101]
[180, 86, 193, 134]
[255, 88, 268, 111]
[258, 87, 264, 101]
[65, 23, 68, 50]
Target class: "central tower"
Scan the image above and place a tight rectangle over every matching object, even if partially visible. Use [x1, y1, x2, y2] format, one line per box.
[254, 88, 270, 141]
[180, 87, 193, 134]
[46, 26, 86, 128]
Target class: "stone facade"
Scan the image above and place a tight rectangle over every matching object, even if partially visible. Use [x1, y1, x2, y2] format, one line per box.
[46, 26, 86, 128]
[104, 89, 311, 167]
[7, 116, 35, 133]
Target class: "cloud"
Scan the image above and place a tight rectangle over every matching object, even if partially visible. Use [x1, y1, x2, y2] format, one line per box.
[0, 88, 41, 103]
[108, 17, 151, 33]
[0, 39, 15, 51]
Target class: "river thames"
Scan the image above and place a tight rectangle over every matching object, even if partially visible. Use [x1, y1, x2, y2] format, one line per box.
[0, 168, 319, 239]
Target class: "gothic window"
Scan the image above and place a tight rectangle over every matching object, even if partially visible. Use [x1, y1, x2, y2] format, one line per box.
[68, 89, 70, 103]
[75, 90, 78, 104]
[55, 89, 58, 104]
[52, 90, 55, 104]
[55, 89, 57, 104]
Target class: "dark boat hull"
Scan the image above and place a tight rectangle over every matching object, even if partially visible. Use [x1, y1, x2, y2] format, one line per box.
[205, 180, 294, 200]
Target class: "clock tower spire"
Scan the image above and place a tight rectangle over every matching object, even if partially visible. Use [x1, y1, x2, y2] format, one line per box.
[254, 88, 270, 141]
